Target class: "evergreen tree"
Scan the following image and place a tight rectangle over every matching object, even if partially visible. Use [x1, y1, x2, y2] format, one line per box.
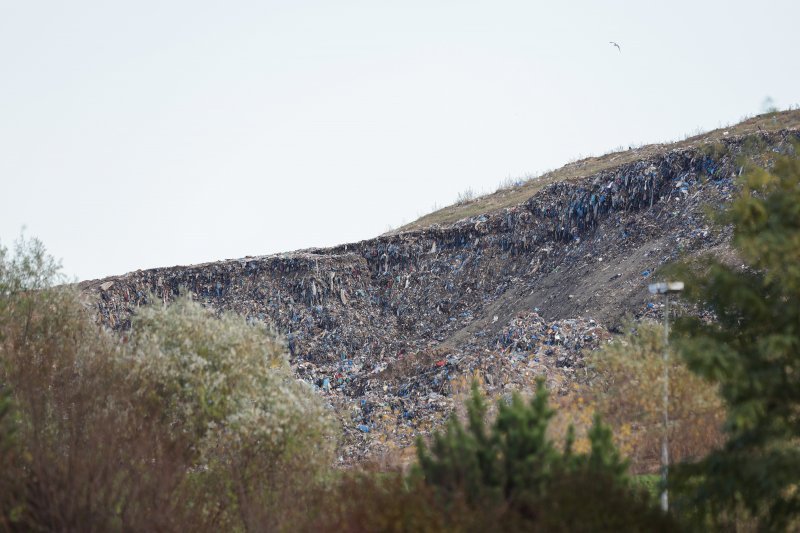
[415, 381, 674, 530]
[668, 149, 800, 529]
[415, 381, 503, 505]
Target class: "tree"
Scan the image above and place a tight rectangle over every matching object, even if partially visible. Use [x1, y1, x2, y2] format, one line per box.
[0, 236, 337, 531]
[585, 322, 725, 469]
[126, 294, 337, 530]
[415, 381, 676, 530]
[667, 149, 800, 529]
[0, 235, 178, 530]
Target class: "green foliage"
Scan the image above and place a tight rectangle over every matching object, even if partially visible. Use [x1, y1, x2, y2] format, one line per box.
[0, 236, 337, 531]
[495, 384, 562, 504]
[0, 385, 24, 530]
[633, 474, 662, 499]
[0, 388, 13, 450]
[666, 149, 800, 529]
[127, 295, 337, 529]
[0, 232, 63, 296]
[128, 295, 335, 464]
[584, 415, 628, 480]
[415, 381, 675, 530]
[0, 235, 168, 530]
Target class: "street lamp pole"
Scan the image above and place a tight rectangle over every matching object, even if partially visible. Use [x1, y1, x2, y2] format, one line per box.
[648, 281, 684, 513]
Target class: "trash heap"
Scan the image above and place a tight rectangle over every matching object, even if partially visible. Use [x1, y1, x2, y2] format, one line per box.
[493, 312, 612, 368]
[79, 129, 799, 464]
[313, 312, 612, 463]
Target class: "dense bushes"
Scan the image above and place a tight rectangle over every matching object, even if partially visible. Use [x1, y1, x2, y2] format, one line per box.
[126, 296, 336, 530]
[413, 382, 677, 531]
[585, 322, 726, 470]
[0, 236, 335, 531]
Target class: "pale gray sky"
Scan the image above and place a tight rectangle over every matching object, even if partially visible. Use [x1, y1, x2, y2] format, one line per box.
[2, 0, 798, 281]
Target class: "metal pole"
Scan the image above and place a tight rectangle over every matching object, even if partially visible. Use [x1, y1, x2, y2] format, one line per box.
[661, 294, 670, 512]
[649, 281, 682, 514]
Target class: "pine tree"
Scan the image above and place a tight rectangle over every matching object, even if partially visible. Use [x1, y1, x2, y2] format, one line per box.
[415, 381, 503, 505]
[668, 148, 800, 529]
[414, 380, 673, 530]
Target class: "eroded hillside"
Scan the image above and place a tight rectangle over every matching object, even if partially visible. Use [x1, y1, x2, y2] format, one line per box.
[80, 119, 800, 463]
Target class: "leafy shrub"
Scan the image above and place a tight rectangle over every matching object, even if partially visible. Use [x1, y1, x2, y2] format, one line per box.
[127, 295, 337, 529]
[0, 385, 22, 530]
[0, 236, 336, 531]
[585, 322, 725, 470]
[0, 236, 192, 530]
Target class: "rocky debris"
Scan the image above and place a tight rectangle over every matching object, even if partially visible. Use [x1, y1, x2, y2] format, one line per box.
[79, 129, 799, 463]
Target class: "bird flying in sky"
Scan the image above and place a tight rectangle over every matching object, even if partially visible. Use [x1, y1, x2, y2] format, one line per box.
[609, 41, 621, 52]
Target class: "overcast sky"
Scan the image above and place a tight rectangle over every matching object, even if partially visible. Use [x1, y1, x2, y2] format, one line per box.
[2, 1, 798, 281]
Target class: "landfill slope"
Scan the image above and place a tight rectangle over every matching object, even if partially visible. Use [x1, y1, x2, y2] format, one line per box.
[80, 127, 800, 463]
[396, 109, 800, 231]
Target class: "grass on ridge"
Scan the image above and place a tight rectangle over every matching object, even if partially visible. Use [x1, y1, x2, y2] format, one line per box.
[391, 109, 800, 233]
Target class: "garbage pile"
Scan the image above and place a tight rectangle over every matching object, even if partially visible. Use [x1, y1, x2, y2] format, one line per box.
[79, 129, 799, 463]
[307, 312, 612, 463]
[493, 312, 612, 367]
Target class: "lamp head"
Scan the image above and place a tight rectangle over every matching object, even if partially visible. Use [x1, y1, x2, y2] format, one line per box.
[648, 281, 684, 295]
